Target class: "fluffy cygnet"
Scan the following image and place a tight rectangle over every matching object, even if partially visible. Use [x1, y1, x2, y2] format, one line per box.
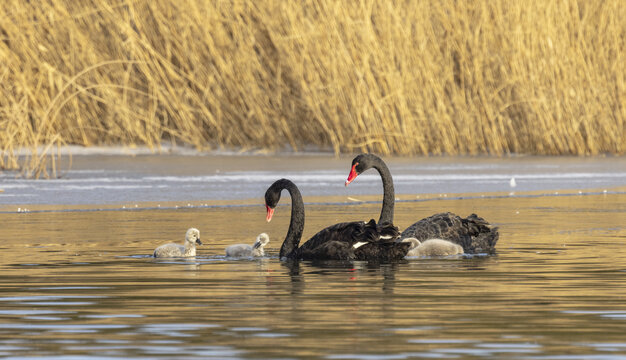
[153, 228, 202, 258]
[402, 238, 464, 257]
[225, 233, 270, 258]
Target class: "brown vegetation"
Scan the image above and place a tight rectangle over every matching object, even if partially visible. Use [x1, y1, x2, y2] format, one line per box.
[1, 0, 624, 177]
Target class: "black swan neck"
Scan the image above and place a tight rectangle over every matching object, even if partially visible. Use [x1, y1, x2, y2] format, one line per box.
[279, 181, 305, 259]
[372, 158, 394, 224]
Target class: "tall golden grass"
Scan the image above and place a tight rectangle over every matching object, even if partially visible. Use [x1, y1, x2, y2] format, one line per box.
[1, 0, 624, 177]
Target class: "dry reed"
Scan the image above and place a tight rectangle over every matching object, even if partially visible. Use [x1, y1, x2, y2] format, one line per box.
[0, 0, 624, 177]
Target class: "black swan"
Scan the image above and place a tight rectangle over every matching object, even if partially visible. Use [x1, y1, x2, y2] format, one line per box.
[153, 228, 202, 258]
[345, 154, 499, 254]
[264, 179, 411, 261]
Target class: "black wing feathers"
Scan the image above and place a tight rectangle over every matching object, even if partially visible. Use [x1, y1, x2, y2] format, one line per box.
[400, 212, 499, 254]
[293, 219, 408, 261]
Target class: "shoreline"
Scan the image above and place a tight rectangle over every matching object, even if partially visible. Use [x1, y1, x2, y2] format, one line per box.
[2, 187, 624, 214]
[2, 153, 625, 211]
[4, 143, 623, 158]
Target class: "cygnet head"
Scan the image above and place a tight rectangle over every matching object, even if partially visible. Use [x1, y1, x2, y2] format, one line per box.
[253, 233, 270, 249]
[185, 228, 202, 245]
[401, 237, 421, 250]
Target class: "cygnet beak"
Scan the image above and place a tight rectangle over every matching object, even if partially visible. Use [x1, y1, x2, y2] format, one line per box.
[252, 241, 262, 249]
[196, 238, 203, 245]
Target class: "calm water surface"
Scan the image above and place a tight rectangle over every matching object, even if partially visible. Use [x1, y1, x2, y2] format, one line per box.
[1, 190, 625, 359]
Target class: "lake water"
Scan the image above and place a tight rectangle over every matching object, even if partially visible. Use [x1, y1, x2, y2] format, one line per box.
[1, 154, 625, 359]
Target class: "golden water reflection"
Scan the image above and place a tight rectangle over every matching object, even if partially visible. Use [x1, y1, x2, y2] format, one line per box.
[0, 192, 625, 358]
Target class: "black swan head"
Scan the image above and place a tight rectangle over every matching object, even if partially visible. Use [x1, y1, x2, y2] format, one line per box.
[264, 178, 288, 222]
[345, 153, 381, 186]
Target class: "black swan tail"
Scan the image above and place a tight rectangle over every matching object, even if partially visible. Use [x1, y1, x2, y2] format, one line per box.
[464, 214, 499, 254]
[354, 220, 409, 261]
[375, 221, 401, 241]
[400, 212, 499, 254]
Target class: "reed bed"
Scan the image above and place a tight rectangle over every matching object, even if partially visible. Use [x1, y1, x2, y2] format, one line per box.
[0, 0, 624, 177]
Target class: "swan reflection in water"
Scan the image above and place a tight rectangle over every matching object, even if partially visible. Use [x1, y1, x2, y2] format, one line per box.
[279, 258, 405, 296]
[277, 254, 495, 297]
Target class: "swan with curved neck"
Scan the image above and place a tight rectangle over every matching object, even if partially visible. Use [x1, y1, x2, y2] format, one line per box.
[345, 154, 395, 224]
[265, 179, 305, 259]
[345, 154, 499, 254]
[264, 178, 410, 261]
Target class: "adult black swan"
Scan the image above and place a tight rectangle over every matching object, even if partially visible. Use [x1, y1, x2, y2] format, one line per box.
[344, 154, 499, 254]
[264, 179, 411, 261]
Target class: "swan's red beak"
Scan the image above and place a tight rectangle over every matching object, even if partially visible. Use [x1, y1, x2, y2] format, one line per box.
[345, 162, 359, 186]
[266, 204, 274, 222]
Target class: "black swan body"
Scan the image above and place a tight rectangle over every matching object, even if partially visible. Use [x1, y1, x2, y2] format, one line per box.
[345, 154, 499, 254]
[264, 179, 411, 261]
